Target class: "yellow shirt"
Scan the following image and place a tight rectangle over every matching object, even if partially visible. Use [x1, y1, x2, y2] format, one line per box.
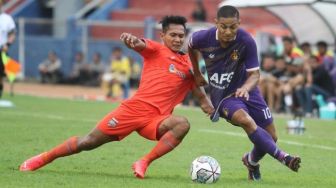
[110, 57, 131, 78]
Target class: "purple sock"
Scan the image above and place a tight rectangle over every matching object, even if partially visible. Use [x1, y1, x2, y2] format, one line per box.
[248, 127, 286, 162]
[250, 146, 266, 164]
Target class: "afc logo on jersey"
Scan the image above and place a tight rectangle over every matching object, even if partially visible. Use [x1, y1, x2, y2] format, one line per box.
[230, 49, 239, 61]
[209, 72, 234, 89]
[210, 72, 234, 84]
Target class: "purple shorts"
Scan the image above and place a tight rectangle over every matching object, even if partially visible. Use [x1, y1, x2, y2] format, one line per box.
[219, 89, 273, 128]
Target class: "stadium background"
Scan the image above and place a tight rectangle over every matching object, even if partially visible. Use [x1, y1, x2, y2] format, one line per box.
[4, 0, 335, 79]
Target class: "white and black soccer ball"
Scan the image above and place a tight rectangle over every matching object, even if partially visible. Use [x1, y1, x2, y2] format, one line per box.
[190, 156, 221, 184]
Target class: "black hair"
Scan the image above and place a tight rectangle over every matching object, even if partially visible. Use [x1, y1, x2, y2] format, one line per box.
[316, 40, 327, 48]
[217, 5, 239, 19]
[160, 15, 187, 33]
[113, 46, 122, 52]
[282, 36, 294, 43]
[300, 42, 310, 48]
[275, 56, 285, 61]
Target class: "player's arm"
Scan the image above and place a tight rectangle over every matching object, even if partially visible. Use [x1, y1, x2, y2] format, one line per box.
[236, 37, 260, 100]
[191, 86, 214, 115]
[235, 70, 260, 100]
[188, 47, 207, 86]
[120, 33, 146, 52]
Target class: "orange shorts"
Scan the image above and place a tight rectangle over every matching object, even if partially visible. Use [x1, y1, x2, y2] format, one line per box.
[96, 100, 170, 141]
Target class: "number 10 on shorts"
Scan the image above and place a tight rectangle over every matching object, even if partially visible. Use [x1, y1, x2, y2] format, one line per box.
[262, 107, 272, 119]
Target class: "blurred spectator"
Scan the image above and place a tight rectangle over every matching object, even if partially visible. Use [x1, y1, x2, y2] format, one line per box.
[129, 57, 142, 88]
[38, 51, 63, 83]
[315, 41, 334, 65]
[295, 55, 335, 117]
[272, 56, 289, 112]
[102, 47, 131, 99]
[191, 0, 207, 22]
[86, 52, 105, 86]
[259, 54, 277, 111]
[63, 51, 90, 85]
[314, 40, 336, 86]
[300, 42, 313, 60]
[281, 36, 305, 113]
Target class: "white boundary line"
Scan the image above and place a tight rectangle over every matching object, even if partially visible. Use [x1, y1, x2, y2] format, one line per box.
[198, 129, 336, 151]
[0, 111, 97, 123]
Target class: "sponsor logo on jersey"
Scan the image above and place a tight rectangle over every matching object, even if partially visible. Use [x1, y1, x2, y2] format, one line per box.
[108, 118, 118, 127]
[208, 54, 215, 59]
[169, 64, 186, 79]
[230, 49, 239, 61]
[209, 72, 234, 90]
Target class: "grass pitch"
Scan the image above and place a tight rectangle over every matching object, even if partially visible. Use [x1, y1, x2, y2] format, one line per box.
[0, 94, 336, 188]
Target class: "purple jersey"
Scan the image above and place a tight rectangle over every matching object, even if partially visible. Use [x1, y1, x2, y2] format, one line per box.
[189, 27, 260, 108]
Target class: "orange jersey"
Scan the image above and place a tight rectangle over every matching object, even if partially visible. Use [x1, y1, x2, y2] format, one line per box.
[127, 39, 195, 115]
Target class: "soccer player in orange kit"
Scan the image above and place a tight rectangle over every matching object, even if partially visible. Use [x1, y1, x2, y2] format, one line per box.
[19, 15, 214, 179]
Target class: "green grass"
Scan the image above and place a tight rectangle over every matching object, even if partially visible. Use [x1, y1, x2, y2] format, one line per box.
[1, 94, 336, 188]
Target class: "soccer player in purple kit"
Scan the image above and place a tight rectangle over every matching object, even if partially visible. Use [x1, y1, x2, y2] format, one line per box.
[188, 5, 301, 181]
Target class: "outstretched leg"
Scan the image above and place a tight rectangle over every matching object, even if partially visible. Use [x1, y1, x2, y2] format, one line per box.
[231, 110, 301, 180]
[132, 116, 190, 179]
[20, 128, 116, 171]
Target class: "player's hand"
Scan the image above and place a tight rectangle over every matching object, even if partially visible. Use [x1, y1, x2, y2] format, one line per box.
[200, 103, 215, 116]
[235, 87, 249, 101]
[120, 33, 138, 48]
[194, 74, 208, 87]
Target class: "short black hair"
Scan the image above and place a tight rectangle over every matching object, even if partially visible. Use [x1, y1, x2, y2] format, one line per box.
[316, 40, 327, 48]
[113, 46, 122, 52]
[160, 15, 187, 33]
[217, 5, 239, 19]
[282, 36, 294, 43]
[300, 42, 310, 48]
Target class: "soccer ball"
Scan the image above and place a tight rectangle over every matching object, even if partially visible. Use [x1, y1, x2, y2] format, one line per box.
[190, 156, 221, 184]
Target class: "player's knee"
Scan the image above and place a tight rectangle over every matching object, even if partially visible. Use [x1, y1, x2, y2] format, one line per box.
[237, 115, 255, 128]
[171, 116, 190, 136]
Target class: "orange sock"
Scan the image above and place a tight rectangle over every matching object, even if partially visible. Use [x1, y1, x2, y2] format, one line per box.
[142, 131, 181, 164]
[42, 136, 80, 163]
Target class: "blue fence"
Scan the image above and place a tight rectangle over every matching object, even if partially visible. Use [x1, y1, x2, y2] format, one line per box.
[8, 0, 147, 79]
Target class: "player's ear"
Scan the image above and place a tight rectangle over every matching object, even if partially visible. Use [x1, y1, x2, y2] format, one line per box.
[214, 18, 218, 27]
[159, 31, 165, 40]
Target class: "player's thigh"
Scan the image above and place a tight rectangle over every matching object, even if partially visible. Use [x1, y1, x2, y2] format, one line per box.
[136, 114, 170, 141]
[96, 107, 142, 141]
[245, 93, 273, 129]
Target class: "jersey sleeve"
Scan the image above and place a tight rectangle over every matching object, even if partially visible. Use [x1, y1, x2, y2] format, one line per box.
[188, 31, 202, 50]
[138, 39, 159, 58]
[244, 37, 260, 72]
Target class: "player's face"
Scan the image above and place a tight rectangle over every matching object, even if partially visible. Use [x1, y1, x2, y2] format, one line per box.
[161, 24, 186, 52]
[216, 17, 240, 43]
[283, 41, 293, 53]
